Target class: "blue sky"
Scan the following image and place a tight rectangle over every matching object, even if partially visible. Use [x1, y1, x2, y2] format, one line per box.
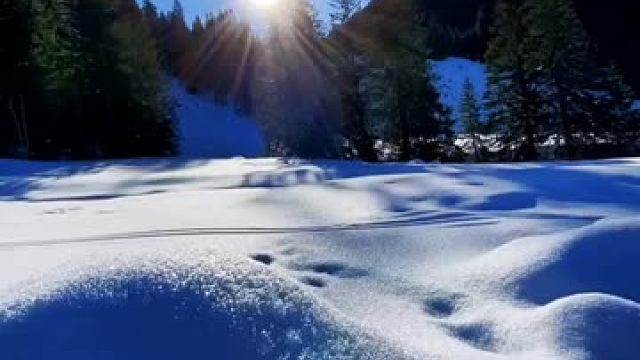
[151, 0, 334, 26]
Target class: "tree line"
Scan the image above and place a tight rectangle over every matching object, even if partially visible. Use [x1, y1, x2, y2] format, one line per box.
[1, 0, 638, 162]
[334, 0, 639, 162]
[481, 0, 639, 161]
[1, 0, 175, 159]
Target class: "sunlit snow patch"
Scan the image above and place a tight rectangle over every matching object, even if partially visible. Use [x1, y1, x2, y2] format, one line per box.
[0, 249, 407, 360]
[171, 80, 266, 159]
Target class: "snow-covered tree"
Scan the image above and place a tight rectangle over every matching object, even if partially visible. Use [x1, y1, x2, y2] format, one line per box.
[460, 78, 483, 161]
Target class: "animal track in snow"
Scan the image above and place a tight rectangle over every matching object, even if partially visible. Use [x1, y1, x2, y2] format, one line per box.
[423, 296, 459, 318]
[292, 261, 368, 279]
[448, 323, 497, 352]
[299, 276, 327, 288]
[250, 254, 275, 266]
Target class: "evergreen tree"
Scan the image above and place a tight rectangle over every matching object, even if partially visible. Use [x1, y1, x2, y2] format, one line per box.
[163, 0, 189, 74]
[330, 0, 361, 26]
[1, 0, 176, 159]
[364, 0, 453, 161]
[585, 65, 640, 157]
[329, 0, 376, 161]
[0, 0, 34, 156]
[528, 0, 593, 159]
[460, 77, 483, 161]
[485, 0, 546, 161]
[251, 0, 340, 157]
[108, 0, 176, 156]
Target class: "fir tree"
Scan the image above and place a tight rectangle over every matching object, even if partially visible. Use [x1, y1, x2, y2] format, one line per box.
[585, 65, 640, 157]
[330, 0, 361, 26]
[527, 0, 593, 159]
[365, 0, 453, 161]
[329, 0, 376, 161]
[485, 0, 546, 161]
[0, 0, 34, 156]
[7, 0, 177, 158]
[460, 77, 483, 161]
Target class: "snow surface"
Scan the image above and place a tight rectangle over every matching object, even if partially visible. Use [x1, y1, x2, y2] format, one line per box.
[172, 81, 267, 158]
[1, 157, 640, 359]
[432, 57, 488, 132]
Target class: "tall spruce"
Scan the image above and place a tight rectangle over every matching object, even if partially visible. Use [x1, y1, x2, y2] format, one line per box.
[460, 77, 483, 161]
[0, 0, 175, 159]
[252, 0, 339, 157]
[528, 0, 593, 159]
[330, 0, 361, 26]
[365, 0, 453, 161]
[330, 0, 377, 161]
[585, 65, 640, 157]
[485, 0, 546, 161]
[0, 0, 34, 156]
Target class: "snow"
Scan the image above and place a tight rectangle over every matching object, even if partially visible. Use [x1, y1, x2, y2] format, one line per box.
[432, 57, 488, 132]
[172, 80, 267, 158]
[1, 157, 640, 359]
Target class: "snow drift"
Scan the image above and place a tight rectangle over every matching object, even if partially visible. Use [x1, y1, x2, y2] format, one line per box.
[1, 157, 640, 359]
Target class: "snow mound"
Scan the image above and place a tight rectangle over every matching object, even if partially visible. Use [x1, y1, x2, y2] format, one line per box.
[171, 81, 266, 159]
[536, 294, 640, 360]
[0, 249, 408, 360]
[464, 218, 640, 306]
[432, 57, 488, 132]
[515, 219, 640, 305]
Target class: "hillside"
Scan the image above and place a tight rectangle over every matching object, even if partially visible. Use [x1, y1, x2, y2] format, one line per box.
[171, 81, 266, 158]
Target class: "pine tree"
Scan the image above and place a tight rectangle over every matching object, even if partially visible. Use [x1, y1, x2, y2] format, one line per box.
[329, 0, 376, 161]
[585, 65, 640, 157]
[250, 1, 340, 157]
[485, 0, 546, 161]
[165, 0, 189, 74]
[365, 0, 453, 161]
[527, 0, 593, 159]
[0, 0, 34, 156]
[330, 0, 361, 26]
[460, 77, 483, 161]
[109, 0, 176, 157]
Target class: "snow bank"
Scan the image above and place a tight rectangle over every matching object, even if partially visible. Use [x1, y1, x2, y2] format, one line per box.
[171, 81, 266, 158]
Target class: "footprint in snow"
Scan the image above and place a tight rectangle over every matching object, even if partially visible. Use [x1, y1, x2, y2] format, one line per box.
[299, 276, 327, 288]
[424, 297, 459, 318]
[250, 254, 275, 266]
[448, 323, 497, 352]
[291, 261, 368, 279]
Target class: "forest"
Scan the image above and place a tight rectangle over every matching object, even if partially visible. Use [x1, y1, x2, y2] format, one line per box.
[1, 0, 639, 161]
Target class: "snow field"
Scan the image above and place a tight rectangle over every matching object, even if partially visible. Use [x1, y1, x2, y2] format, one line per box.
[1, 157, 640, 359]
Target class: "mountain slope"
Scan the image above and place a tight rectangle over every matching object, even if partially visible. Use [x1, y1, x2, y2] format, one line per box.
[172, 81, 266, 159]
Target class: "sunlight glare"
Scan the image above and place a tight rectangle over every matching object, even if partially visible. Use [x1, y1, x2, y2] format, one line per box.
[252, 0, 280, 10]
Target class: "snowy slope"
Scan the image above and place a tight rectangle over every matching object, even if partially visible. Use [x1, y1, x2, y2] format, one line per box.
[1, 157, 640, 359]
[432, 57, 488, 132]
[172, 81, 266, 158]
